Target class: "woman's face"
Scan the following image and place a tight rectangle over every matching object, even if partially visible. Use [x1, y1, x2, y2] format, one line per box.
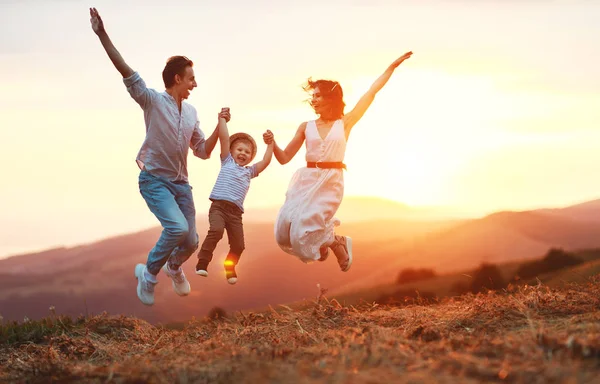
[311, 86, 327, 115]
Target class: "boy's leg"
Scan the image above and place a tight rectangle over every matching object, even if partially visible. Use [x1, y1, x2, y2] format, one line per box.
[196, 202, 226, 272]
[224, 211, 245, 265]
[139, 172, 189, 276]
[168, 183, 199, 270]
[224, 210, 244, 284]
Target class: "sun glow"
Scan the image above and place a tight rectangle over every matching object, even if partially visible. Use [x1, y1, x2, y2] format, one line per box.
[343, 69, 516, 206]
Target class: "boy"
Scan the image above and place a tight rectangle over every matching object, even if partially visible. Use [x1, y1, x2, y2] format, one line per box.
[196, 108, 274, 284]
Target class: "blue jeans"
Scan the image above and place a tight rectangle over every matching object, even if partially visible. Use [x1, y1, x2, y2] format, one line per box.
[138, 170, 199, 275]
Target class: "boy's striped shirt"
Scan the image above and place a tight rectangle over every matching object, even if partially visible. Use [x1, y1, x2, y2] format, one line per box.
[209, 154, 258, 212]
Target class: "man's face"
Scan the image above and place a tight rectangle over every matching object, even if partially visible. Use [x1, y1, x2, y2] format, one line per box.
[176, 66, 197, 100]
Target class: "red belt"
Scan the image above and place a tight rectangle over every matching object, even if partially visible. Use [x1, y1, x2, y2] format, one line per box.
[307, 162, 346, 169]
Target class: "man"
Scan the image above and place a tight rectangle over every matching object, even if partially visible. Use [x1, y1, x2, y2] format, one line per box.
[90, 7, 228, 305]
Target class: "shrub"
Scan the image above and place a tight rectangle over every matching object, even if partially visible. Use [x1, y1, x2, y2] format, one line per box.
[207, 307, 227, 320]
[451, 281, 471, 296]
[471, 263, 506, 293]
[516, 248, 582, 279]
[396, 268, 437, 285]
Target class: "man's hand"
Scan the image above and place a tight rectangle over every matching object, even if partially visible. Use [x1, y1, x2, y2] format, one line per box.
[219, 107, 231, 122]
[263, 130, 274, 144]
[88, 7, 134, 79]
[89, 7, 105, 35]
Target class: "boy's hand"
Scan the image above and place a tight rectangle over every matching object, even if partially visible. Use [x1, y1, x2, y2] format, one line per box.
[219, 107, 231, 122]
[89, 7, 105, 35]
[263, 130, 274, 144]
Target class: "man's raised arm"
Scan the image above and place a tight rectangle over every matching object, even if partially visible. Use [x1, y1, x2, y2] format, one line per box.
[89, 7, 134, 79]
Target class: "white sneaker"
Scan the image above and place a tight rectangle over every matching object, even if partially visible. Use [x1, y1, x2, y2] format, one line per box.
[134, 264, 156, 306]
[224, 261, 237, 285]
[162, 263, 191, 296]
[196, 269, 208, 277]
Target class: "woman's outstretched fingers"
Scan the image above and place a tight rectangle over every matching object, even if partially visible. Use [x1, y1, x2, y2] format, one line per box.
[391, 51, 413, 68]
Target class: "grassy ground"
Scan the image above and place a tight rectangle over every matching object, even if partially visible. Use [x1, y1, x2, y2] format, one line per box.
[1, 277, 599, 383]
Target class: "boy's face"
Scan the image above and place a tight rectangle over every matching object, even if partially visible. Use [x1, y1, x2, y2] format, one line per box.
[231, 141, 252, 166]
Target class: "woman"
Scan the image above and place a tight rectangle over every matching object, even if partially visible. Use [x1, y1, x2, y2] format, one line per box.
[264, 51, 413, 271]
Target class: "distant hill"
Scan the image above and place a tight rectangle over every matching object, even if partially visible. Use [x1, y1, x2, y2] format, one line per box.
[330, 248, 600, 307]
[243, 196, 455, 223]
[328, 209, 600, 295]
[0, 204, 455, 325]
[536, 198, 600, 222]
[409, 209, 600, 267]
[3, 198, 600, 324]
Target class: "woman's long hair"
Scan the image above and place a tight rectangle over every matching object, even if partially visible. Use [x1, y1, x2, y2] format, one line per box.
[304, 78, 345, 121]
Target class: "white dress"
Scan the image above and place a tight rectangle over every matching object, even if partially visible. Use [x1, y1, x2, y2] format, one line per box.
[275, 119, 346, 263]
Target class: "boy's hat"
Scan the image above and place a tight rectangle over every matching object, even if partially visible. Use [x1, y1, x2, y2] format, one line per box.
[230, 132, 257, 161]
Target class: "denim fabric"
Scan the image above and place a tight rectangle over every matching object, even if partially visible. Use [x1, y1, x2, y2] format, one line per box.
[138, 170, 199, 275]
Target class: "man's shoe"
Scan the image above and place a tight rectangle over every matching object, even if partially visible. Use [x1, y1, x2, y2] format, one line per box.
[330, 235, 353, 272]
[162, 263, 191, 296]
[134, 264, 156, 305]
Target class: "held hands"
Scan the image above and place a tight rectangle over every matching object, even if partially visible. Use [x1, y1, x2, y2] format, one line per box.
[89, 7, 105, 35]
[389, 51, 413, 69]
[219, 107, 231, 122]
[263, 130, 274, 145]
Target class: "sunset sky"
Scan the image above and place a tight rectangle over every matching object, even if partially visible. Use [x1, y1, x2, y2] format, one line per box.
[1, 0, 599, 258]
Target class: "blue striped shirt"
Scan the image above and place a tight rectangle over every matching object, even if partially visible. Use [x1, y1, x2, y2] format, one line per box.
[209, 154, 258, 212]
